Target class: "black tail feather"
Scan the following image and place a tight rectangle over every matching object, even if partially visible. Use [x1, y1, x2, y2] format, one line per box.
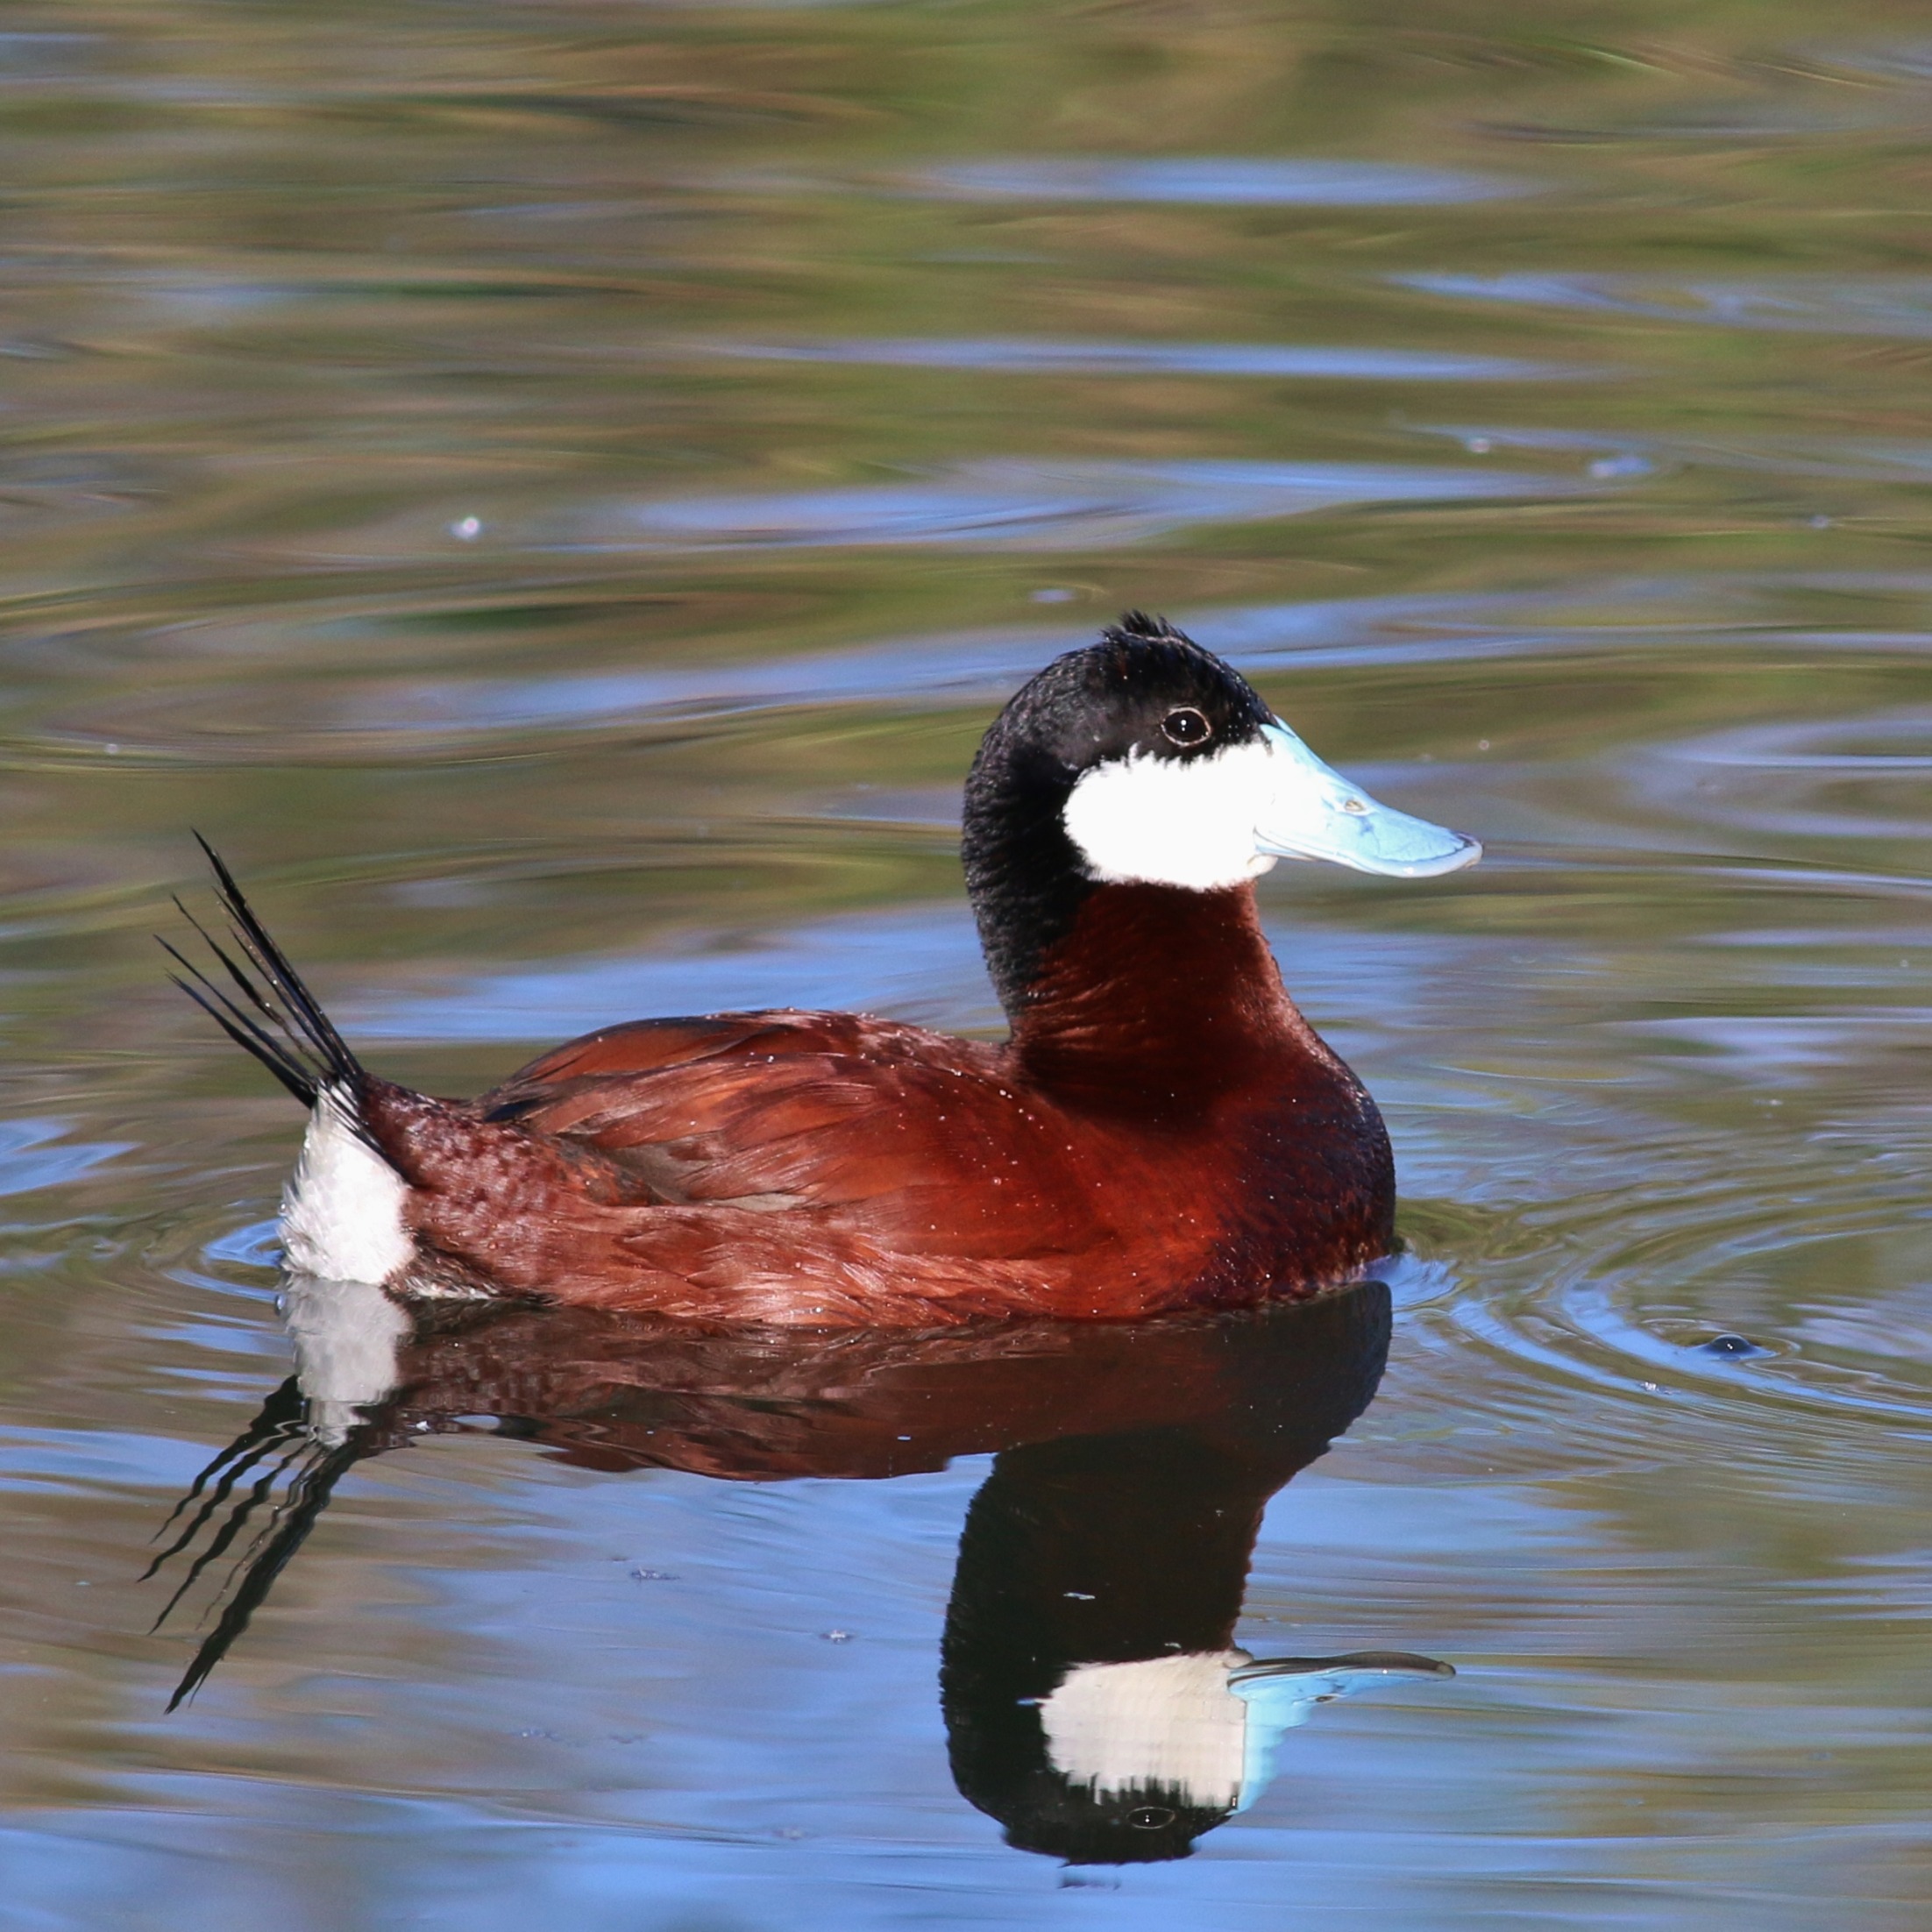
[164, 835, 368, 1115]
[160, 935, 317, 1107]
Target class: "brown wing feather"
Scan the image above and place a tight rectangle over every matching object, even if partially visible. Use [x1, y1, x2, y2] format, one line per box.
[479, 1012, 814, 1105]
[470, 1010, 1107, 1260]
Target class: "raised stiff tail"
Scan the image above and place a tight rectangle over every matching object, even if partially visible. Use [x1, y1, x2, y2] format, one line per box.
[161, 835, 370, 1114]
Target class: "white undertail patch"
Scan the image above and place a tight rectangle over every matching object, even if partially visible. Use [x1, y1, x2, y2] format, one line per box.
[280, 1085, 414, 1285]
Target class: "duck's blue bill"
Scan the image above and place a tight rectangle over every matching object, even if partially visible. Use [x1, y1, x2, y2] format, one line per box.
[1254, 721, 1481, 878]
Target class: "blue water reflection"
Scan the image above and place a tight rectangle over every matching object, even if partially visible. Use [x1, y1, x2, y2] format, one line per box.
[589, 458, 1576, 552]
[909, 159, 1535, 206]
[1403, 271, 1932, 337]
[693, 336, 1572, 380]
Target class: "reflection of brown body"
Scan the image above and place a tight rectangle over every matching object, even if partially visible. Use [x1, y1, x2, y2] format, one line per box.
[386, 885, 1392, 1325]
[156, 1282, 1416, 1862]
[371, 1264, 1389, 1480]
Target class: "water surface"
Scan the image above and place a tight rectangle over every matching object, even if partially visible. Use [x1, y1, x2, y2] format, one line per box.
[5, 3, 1932, 1927]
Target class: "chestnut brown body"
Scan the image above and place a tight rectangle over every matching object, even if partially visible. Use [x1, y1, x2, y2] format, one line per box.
[375, 883, 1392, 1325]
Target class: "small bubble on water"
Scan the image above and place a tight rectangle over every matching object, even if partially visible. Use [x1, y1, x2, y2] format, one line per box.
[1464, 436, 1492, 454]
[821, 1628, 852, 1643]
[630, 1566, 677, 1581]
[1477, 739, 1491, 751]
[451, 515, 482, 541]
[1030, 586, 1076, 603]
[1808, 514, 1832, 529]
[1696, 1332, 1769, 1360]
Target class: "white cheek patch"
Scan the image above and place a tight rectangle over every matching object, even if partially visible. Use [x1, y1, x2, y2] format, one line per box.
[281, 1085, 414, 1285]
[1061, 740, 1280, 891]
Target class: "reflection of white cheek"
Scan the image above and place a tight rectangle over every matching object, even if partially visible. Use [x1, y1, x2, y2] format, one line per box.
[1039, 1650, 1252, 1809]
[1062, 742, 1275, 891]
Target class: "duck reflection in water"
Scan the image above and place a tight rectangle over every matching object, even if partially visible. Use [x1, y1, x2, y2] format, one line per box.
[151, 1274, 1450, 1865]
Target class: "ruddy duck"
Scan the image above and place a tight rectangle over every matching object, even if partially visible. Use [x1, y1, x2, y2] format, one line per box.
[168, 614, 1478, 1325]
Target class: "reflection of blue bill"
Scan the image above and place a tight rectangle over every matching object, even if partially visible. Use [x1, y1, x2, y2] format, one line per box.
[1039, 1646, 1455, 1814]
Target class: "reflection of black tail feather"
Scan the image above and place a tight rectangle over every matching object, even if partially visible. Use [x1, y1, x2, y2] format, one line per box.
[146, 1374, 375, 1711]
[144, 1374, 309, 1580]
[149, 1435, 317, 1633]
[164, 1438, 364, 1712]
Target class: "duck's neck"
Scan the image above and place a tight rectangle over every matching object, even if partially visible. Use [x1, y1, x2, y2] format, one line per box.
[1005, 882, 1326, 1111]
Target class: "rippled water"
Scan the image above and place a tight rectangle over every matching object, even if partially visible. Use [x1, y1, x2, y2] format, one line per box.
[6, 3, 1932, 1926]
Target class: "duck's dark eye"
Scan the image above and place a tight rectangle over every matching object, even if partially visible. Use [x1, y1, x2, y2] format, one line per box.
[1161, 707, 1211, 748]
[1128, 1806, 1176, 1830]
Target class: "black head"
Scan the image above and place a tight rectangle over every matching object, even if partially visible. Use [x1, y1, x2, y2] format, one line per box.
[960, 614, 1275, 1012]
[978, 613, 1275, 778]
